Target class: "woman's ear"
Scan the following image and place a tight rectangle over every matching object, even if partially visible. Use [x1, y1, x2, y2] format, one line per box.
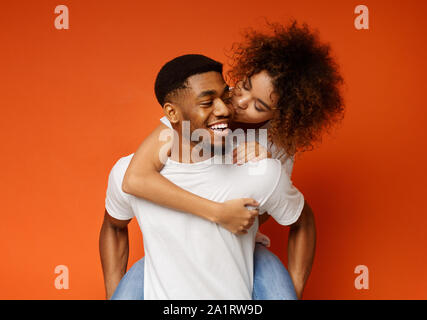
[163, 102, 180, 124]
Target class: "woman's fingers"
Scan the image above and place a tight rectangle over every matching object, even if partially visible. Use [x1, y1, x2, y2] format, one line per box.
[237, 225, 248, 235]
[250, 209, 259, 216]
[238, 149, 267, 164]
[233, 142, 267, 164]
[236, 151, 256, 165]
[246, 219, 255, 229]
[242, 198, 259, 208]
[242, 209, 259, 230]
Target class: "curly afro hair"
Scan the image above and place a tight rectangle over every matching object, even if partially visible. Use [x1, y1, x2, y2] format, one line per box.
[228, 20, 345, 156]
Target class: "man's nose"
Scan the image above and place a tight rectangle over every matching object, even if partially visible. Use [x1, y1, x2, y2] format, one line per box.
[213, 98, 232, 118]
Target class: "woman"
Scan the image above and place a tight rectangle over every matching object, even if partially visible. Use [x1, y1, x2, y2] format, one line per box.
[112, 21, 344, 300]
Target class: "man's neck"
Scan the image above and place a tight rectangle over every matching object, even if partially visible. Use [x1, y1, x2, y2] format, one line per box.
[169, 136, 217, 164]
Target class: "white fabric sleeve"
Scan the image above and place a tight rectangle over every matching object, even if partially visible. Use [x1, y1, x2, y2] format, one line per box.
[268, 142, 295, 178]
[160, 116, 172, 128]
[280, 155, 295, 178]
[259, 160, 305, 226]
[105, 158, 134, 220]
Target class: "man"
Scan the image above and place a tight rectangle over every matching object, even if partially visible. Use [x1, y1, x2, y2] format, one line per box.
[99, 54, 310, 299]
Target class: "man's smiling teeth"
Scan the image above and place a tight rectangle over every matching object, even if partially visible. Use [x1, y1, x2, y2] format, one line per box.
[209, 123, 228, 130]
[208, 123, 230, 137]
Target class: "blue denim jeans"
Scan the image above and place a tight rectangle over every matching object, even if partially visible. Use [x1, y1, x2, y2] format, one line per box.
[111, 243, 297, 300]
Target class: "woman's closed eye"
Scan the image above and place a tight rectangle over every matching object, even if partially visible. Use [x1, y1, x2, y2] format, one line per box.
[254, 102, 264, 112]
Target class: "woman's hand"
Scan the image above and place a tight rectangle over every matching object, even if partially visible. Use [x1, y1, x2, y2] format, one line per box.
[233, 141, 272, 165]
[212, 198, 260, 235]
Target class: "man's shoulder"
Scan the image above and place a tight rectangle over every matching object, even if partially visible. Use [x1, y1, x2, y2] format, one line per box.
[241, 158, 282, 175]
[105, 154, 135, 220]
[262, 158, 282, 170]
[237, 158, 284, 188]
[109, 153, 134, 180]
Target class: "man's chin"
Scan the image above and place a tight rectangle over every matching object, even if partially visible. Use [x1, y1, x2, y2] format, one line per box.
[210, 140, 226, 154]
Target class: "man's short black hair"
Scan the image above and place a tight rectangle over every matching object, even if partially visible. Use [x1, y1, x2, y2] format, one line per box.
[154, 54, 223, 106]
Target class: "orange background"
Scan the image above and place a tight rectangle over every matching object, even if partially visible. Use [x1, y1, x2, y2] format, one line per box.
[0, 0, 426, 299]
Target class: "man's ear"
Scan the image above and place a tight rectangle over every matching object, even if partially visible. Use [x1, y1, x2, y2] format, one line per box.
[163, 102, 180, 124]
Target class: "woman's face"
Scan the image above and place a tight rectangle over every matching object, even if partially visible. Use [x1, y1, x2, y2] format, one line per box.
[231, 70, 278, 124]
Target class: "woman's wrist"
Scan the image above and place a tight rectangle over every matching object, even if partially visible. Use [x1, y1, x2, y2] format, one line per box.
[206, 201, 222, 224]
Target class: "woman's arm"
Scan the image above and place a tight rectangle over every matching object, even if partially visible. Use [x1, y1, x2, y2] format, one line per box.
[232, 140, 271, 164]
[122, 123, 259, 235]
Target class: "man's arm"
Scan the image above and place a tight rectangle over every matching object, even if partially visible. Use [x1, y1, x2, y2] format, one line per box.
[287, 201, 316, 299]
[122, 123, 258, 235]
[99, 210, 132, 300]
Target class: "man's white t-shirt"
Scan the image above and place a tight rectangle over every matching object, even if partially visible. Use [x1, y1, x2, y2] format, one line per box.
[105, 152, 304, 300]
